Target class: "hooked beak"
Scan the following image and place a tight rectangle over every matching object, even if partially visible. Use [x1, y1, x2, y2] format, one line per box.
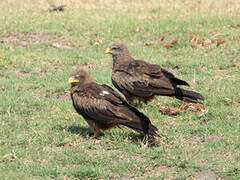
[68, 77, 79, 84]
[104, 48, 113, 54]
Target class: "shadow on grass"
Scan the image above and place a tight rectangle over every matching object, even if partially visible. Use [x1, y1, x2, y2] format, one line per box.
[67, 125, 94, 138]
[55, 124, 155, 145]
[52, 124, 93, 138]
[68, 125, 145, 143]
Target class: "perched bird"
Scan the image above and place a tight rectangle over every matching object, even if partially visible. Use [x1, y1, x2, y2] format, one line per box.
[47, 0, 66, 11]
[49, 4, 66, 11]
[68, 68, 159, 139]
[105, 42, 204, 105]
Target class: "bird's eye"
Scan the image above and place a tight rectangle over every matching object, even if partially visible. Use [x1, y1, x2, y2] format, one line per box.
[111, 47, 117, 50]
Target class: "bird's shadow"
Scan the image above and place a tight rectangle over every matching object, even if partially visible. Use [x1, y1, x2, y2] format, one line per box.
[67, 125, 94, 138]
[55, 124, 156, 146]
[66, 125, 145, 143]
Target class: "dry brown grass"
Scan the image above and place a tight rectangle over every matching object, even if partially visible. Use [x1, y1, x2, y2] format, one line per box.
[1, 0, 240, 15]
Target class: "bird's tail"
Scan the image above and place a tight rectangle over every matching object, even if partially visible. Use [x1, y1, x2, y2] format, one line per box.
[175, 88, 204, 103]
[120, 121, 159, 137]
[120, 104, 159, 137]
[148, 124, 159, 137]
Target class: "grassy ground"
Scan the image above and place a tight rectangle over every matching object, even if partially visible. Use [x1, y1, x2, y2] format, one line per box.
[0, 0, 240, 179]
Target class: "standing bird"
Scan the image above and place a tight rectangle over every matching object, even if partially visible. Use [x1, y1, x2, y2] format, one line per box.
[104, 42, 204, 105]
[68, 68, 159, 139]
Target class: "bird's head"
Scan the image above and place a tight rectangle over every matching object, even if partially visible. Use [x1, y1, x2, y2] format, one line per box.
[68, 68, 93, 87]
[104, 42, 129, 57]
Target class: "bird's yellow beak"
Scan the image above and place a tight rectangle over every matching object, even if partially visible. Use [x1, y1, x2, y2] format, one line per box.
[68, 77, 79, 84]
[104, 48, 113, 54]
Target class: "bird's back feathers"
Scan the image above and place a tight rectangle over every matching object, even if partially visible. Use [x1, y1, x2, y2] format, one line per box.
[70, 81, 159, 137]
[108, 43, 204, 104]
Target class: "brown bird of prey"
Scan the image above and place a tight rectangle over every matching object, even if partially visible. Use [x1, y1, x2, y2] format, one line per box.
[68, 68, 159, 139]
[104, 42, 204, 105]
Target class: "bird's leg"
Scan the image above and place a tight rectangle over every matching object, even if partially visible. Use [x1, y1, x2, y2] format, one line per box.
[86, 119, 100, 139]
[142, 134, 149, 147]
[90, 130, 99, 139]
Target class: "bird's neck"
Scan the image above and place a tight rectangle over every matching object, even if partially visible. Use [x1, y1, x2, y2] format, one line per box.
[84, 76, 94, 85]
[70, 85, 80, 94]
[112, 54, 133, 69]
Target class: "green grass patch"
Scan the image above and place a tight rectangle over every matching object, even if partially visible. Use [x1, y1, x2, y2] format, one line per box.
[0, 0, 240, 179]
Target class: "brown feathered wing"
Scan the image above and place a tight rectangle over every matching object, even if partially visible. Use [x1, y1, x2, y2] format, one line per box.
[112, 60, 204, 103]
[71, 83, 159, 136]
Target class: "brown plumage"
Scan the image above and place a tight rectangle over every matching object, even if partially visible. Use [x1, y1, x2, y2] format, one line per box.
[68, 68, 159, 139]
[104, 42, 204, 105]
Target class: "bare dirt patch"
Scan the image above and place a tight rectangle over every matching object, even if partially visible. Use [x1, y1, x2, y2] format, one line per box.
[134, 153, 150, 162]
[199, 66, 207, 72]
[0, 32, 78, 49]
[90, 146, 123, 155]
[35, 89, 70, 100]
[1, 153, 17, 162]
[52, 36, 79, 49]
[214, 152, 234, 161]
[43, 145, 65, 154]
[139, 165, 174, 179]
[35, 89, 46, 98]
[193, 170, 219, 180]
[54, 90, 70, 100]
[72, 61, 108, 72]
[120, 175, 133, 180]
[0, 72, 9, 78]
[0, 32, 51, 46]
[185, 135, 221, 146]
[14, 69, 31, 77]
